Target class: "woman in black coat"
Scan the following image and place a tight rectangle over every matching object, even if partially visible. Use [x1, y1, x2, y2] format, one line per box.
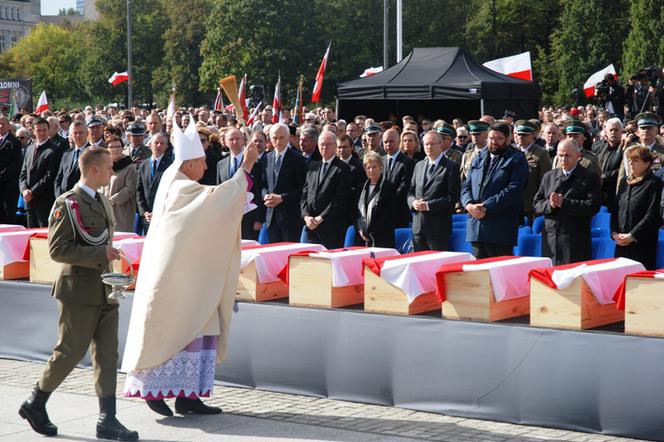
[611, 146, 663, 269]
[356, 151, 397, 248]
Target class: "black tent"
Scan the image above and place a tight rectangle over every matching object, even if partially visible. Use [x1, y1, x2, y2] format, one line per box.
[336, 47, 540, 123]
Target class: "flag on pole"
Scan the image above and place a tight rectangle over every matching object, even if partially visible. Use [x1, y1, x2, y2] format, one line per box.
[35, 90, 49, 114]
[108, 71, 129, 86]
[311, 42, 331, 103]
[238, 74, 248, 121]
[293, 76, 304, 126]
[246, 101, 262, 126]
[166, 89, 176, 120]
[583, 64, 617, 97]
[271, 76, 281, 124]
[360, 66, 383, 78]
[213, 88, 224, 112]
[483, 52, 533, 81]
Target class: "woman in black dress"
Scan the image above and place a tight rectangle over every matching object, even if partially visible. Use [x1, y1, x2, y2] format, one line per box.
[611, 146, 663, 269]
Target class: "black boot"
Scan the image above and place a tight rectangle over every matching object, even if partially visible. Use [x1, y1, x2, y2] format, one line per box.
[96, 396, 139, 441]
[145, 398, 173, 417]
[18, 383, 58, 436]
[175, 396, 222, 415]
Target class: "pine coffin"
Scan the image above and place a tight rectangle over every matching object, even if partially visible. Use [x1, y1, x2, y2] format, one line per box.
[363, 265, 441, 315]
[289, 256, 364, 308]
[236, 260, 288, 302]
[29, 237, 62, 284]
[623, 276, 664, 337]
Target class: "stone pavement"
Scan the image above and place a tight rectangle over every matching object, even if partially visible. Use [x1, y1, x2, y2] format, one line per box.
[0, 359, 645, 442]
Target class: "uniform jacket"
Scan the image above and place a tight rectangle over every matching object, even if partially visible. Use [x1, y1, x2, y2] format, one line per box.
[124, 144, 152, 166]
[461, 148, 528, 246]
[521, 145, 552, 213]
[48, 184, 115, 305]
[552, 148, 602, 176]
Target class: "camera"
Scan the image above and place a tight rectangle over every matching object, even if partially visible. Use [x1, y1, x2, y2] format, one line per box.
[638, 66, 663, 88]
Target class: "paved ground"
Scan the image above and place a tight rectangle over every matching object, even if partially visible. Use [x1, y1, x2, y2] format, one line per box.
[0, 359, 645, 442]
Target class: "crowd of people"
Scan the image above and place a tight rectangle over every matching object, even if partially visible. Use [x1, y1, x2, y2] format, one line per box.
[0, 99, 663, 270]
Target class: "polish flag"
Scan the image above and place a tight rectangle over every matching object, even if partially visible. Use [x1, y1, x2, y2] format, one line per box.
[166, 90, 176, 120]
[238, 74, 248, 121]
[483, 51, 533, 81]
[360, 66, 383, 78]
[271, 78, 281, 124]
[246, 101, 262, 126]
[213, 88, 224, 112]
[108, 71, 129, 86]
[311, 42, 331, 103]
[35, 90, 49, 114]
[583, 64, 617, 97]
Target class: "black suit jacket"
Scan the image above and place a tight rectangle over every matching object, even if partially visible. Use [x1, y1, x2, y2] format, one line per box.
[19, 139, 63, 218]
[50, 134, 70, 155]
[136, 154, 173, 215]
[357, 177, 397, 248]
[217, 155, 265, 224]
[55, 143, 90, 197]
[0, 133, 22, 185]
[262, 148, 307, 230]
[383, 152, 414, 228]
[344, 155, 367, 225]
[407, 156, 460, 239]
[304, 149, 322, 165]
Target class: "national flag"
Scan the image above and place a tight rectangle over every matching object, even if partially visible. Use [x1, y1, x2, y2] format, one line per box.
[35, 90, 49, 114]
[271, 77, 281, 124]
[583, 64, 618, 97]
[213, 87, 224, 112]
[293, 76, 304, 125]
[246, 101, 262, 126]
[360, 66, 383, 78]
[483, 52, 533, 81]
[238, 74, 248, 121]
[108, 71, 129, 86]
[166, 90, 176, 120]
[311, 42, 331, 103]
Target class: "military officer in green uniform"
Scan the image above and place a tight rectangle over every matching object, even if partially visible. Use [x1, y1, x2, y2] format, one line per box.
[618, 112, 664, 184]
[553, 120, 602, 177]
[514, 120, 552, 220]
[436, 123, 463, 166]
[19, 148, 138, 441]
[460, 120, 490, 182]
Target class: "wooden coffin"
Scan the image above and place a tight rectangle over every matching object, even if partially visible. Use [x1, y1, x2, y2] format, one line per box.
[624, 276, 664, 337]
[363, 265, 441, 315]
[289, 256, 363, 308]
[29, 237, 62, 284]
[236, 260, 288, 302]
[0, 261, 29, 280]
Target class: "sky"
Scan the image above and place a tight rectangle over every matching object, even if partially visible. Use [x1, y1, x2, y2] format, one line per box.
[42, 0, 77, 16]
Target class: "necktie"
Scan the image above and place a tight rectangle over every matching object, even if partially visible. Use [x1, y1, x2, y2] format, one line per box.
[72, 149, 81, 169]
[273, 154, 282, 182]
[319, 162, 329, 183]
[33, 143, 41, 161]
[424, 163, 435, 185]
[151, 159, 157, 177]
[388, 157, 393, 172]
[230, 156, 238, 176]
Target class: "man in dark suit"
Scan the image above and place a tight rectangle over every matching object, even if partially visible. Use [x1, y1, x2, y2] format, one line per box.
[0, 116, 23, 223]
[595, 118, 626, 208]
[299, 126, 321, 164]
[136, 133, 173, 233]
[19, 117, 63, 227]
[461, 123, 529, 258]
[47, 116, 69, 155]
[263, 123, 307, 242]
[19, 148, 138, 441]
[55, 121, 90, 197]
[408, 131, 460, 251]
[217, 128, 265, 240]
[382, 128, 414, 228]
[336, 134, 367, 229]
[533, 139, 601, 265]
[301, 131, 351, 248]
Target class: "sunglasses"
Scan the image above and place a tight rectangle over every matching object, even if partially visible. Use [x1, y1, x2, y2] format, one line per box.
[457, 136, 468, 139]
[17, 136, 28, 140]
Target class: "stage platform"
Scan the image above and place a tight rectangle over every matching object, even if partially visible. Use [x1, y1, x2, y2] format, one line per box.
[1, 280, 663, 441]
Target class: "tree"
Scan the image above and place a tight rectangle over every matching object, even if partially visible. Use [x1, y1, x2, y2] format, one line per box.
[58, 8, 82, 16]
[622, 0, 664, 77]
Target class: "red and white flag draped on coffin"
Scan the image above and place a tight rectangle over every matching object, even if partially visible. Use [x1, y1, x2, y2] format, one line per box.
[483, 51, 533, 81]
[583, 64, 617, 97]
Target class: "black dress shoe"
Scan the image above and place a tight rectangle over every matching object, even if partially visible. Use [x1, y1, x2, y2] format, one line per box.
[145, 398, 173, 417]
[174, 397, 222, 415]
[19, 383, 57, 436]
[96, 396, 139, 441]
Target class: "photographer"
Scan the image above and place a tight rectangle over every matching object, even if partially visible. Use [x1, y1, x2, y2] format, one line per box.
[628, 74, 655, 118]
[596, 74, 625, 120]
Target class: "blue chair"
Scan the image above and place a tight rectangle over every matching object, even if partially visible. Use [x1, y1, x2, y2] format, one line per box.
[591, 237, 616, 259]
[532, 216, 545, 235]
[591, 212, 611, 230]
[659, 229, 664, 241]
[452, 221, 467, 230]
[394, 228, 413, 254]
[515, 234, 542, 257]
[343, 225, 356, 248]
[591, 228, 610, 238]
[299, 226, 310, 243]
[452, 213, 468, 223]
[449, 230, 471, 253]
[521, 216, 530, 226]
[599, 205, 609, 213]
[657, 239, 664, 269]
[258, 225, 270, 244]
[518, 225, 532, 236]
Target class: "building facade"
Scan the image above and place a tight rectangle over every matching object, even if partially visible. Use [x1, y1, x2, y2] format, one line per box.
[0, 0, 39, 51]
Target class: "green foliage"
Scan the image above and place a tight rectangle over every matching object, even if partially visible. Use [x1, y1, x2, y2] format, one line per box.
[622, 0, 664, 77]
[58, 8, 82, 16]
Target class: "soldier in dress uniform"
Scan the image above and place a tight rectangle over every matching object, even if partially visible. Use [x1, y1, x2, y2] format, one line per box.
[460, 120, 490, 182]
[553, 119, 602, 177]
[18, 148, 138, 441]
[514, 120, 552, 220]
[123, 123, 152, 166]
[436, 123, 463, 167]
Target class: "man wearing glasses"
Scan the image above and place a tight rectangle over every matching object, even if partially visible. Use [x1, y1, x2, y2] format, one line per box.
[455, 126, 470, 151]
[0, 116, 22, 223]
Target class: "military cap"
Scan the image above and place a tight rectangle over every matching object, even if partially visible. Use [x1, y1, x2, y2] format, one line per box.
[563, 119, 587, 135]
[126, 123, 146, 136]
[634, 112, 662, 128]
[363, 124, 381, 135]
[502, 109, 516, 119]
[528, 118, 541, 130]
[435, 122, 455, 137]
[467, 120, 490, 134]
[514, 120, 537, 135]
[86, 115, 105, 127]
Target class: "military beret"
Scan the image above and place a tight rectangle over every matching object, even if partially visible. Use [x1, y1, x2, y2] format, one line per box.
[467, 120, 490, 134]
[436, 122, 455, 137]
[634, 112, 662, 128]
[514, 120, 537, 134]
[563, 119, 587, 135]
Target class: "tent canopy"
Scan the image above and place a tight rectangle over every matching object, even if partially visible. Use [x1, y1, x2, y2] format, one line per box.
[337, 47, 540, 121]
